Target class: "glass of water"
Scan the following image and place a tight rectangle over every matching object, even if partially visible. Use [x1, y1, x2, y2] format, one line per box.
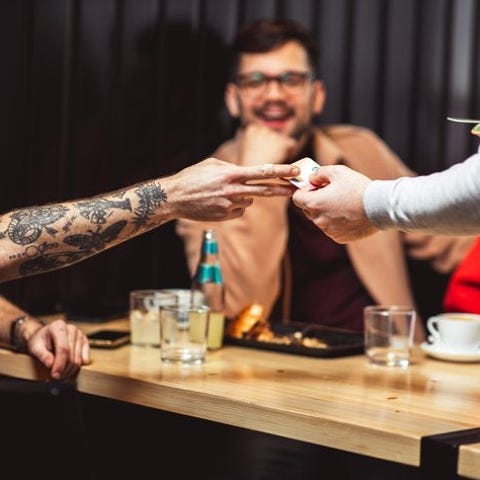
[160, 304, 210, 364]
[364, 305, 416, 368]
[129, 290, 177, 347]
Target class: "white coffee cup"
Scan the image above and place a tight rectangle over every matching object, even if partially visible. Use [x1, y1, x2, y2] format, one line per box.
[426, 313, 480, 352]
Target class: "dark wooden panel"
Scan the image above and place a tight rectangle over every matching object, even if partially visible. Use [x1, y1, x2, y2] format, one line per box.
[411, 0, 450, 174]
[243, 0, 277, 21]
[316, 0, 351, 123]
[349, 0, 385, 131]
[445, 0, 479, 166]
[382, 0, 417, 165]
[1, 0, 478, 317]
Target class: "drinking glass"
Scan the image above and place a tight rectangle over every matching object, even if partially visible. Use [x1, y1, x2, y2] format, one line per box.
[364, 305, 416, 368]
[160, 304, 210, 364]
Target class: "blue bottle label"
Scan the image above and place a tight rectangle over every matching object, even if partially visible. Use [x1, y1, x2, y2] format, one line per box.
[203, 241, 219, 255]
[198, 264, 223, 284]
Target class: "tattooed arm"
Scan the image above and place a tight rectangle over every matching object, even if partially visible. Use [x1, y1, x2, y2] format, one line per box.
[0, 158, 298, 282]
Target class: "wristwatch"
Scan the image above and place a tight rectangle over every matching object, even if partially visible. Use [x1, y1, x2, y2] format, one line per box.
[9, 316, 27, 352]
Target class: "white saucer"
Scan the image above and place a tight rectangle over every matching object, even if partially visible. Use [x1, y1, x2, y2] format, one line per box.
[421, 342, 480, 362]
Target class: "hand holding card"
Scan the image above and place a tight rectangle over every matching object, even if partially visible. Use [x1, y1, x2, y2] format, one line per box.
[288, 157, 321, 189]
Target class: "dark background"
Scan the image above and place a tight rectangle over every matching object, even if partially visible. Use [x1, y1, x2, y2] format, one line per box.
[1, 0, 479, 320]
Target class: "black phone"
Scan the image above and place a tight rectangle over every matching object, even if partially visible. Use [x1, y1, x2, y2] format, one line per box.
[87, 329, 130, 348]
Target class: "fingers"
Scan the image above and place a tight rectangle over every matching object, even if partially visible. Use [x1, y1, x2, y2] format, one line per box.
[292, 188, 311, 209]
[431, 256, 456, 274]
[28, 320, 90, 380]
[49, 322, 70, 379]
[226, 197, 253, 219]
[232, 197, 254, 208]
[81, 334, 91, 364]
[229, 207, 247, 219]
[308, 166, 334, 187]
[241, 164, 300, 181]
[56, 325, 90, 379]
[402, 232, 430, 246]
[260, 163, 274, 176]
[241, 183, 296, 197]
[62, 324, 83, 378]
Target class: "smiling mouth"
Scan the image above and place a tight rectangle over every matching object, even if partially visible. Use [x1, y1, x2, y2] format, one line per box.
[254, 102, 294, 125]
[255, 109, 294, 128]
[259, 112, 292, 122]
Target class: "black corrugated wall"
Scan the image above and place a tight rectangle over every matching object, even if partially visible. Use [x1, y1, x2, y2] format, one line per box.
[1, 0, 479, 317]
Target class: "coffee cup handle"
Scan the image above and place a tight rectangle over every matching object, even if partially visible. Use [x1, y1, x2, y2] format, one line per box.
[426, 317, 441, 344]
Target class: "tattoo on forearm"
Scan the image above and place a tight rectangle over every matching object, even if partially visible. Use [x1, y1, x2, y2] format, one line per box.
[64, 221, 127, 251]
[18, 220, 127, 276]
[62, 215, 76, 233]
[5, 206, 69, 245]
[19, 249, 91, 276]
[133, 182, 167, 231]
[3, 184, 162, 278]
[76, 198, 132, 225]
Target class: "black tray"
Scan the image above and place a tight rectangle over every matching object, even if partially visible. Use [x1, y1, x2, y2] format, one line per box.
[224, 322, 364, 358]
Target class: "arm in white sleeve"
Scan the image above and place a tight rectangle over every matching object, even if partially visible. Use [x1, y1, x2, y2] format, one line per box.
[364, 151, 480, 235]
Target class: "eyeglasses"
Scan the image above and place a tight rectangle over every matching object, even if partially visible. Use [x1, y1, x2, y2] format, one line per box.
[234, 71, 314, 96]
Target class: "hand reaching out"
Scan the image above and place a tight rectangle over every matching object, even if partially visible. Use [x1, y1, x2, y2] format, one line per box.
[292, 164, 378, 243]
[165, 157, 299, 222]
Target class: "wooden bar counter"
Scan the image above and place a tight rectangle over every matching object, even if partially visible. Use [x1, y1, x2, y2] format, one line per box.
[460, 444, 480, 479]
[1, 317, 479, 478]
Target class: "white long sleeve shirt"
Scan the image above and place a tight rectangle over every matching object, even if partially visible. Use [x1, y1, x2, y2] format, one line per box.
[364, 147, 480, 235]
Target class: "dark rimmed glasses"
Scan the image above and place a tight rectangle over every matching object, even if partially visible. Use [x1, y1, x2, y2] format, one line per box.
[234, 71, 314, 96]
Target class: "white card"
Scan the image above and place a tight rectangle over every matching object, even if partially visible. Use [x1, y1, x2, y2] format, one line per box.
[288, 157, 320, 189]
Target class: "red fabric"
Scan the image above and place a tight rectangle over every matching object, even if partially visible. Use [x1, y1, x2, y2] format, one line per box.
[444, 238, 480, 314]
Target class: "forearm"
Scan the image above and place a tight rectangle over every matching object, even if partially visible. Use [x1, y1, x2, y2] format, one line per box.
[347, 232, 425, 341]
[348, 232, 415, 303]
[364, 153, 480, 234]
[0, 178, 173, 282]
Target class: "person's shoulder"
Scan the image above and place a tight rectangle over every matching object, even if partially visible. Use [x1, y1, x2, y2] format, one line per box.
[314, 124, 410, 178]
[319, 124, 384, 145]
[212, 137, 237, 163]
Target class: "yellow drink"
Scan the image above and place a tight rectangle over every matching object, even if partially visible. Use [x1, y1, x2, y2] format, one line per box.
[207, 311, 225, 350]
[188, 311, 209, 343]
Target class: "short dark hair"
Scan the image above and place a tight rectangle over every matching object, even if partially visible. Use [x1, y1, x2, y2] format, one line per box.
[229, 19, 319, 80]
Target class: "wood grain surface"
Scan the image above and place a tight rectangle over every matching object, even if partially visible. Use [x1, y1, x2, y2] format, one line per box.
[0, 317, 479, 478]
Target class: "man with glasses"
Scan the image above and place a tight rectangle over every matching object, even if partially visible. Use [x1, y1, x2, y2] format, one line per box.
[177, 18, 438, 480]
[235, 70, 313, 95]
[177, 18, 424, 338]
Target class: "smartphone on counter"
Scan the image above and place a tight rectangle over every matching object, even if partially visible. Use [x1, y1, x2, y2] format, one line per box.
[87, 329, 130, 348]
